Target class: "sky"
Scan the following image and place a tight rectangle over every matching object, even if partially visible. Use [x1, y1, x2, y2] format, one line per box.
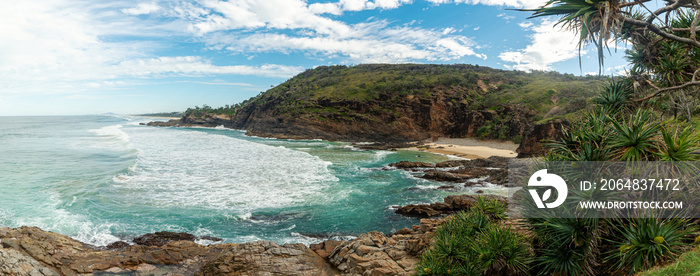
[0, 0, 631, 116]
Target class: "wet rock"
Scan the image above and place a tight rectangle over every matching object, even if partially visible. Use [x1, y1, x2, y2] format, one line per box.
[354, 142, 414, 151]
[395, 194, 509, 218]
[395, 204, 442, 217]
[133, 231, 196, 247]
[146, 119, 181, 127]
[436, 185, 458, 191]
[389, 161, 435, 169]
[434, 160, 465, 168]
[429, 202, 452, 211]
[106, 241, 130, 250]
[420, 170, 473, 182]
[197, 235, 223, 242]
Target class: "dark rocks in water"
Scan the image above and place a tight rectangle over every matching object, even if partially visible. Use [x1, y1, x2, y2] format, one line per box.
[105, 241, 130, 250]
[476, 190, 484, 194]
[433, 155, 510, 169]
[133, 231, 196, 247]
[146, 119, 182, 127]
[420, 170, 473, 182]
[353, 142, 414, 150]
[198, 236, 223, 242]
[389, 155, 512, 185]
[389, 161, 435, 169]
[434, 160, 464, 168]
[395, 204, 443, 217]
[429, 202, 453, 211]
[249, 212, 304, 222]
[146, 114, 234, 129]
[395, 194, 508, 218]
[516, 121, 569, 157]
[437, 185, 458, 191]
[487, 169, 509, 184]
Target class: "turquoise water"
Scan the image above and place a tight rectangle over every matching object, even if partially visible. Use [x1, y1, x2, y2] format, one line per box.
[0, 115, 514, 246]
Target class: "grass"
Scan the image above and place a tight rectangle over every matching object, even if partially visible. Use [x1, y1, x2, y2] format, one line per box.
[638, 247, 700, 276]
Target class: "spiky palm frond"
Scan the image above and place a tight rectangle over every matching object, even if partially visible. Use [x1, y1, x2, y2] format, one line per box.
[523, 0, 624, 72]
[609, 109, 660, 161]
[592, 78, 633, 112]
[657, 126, 700, 161]
[606, 218, 695, 273]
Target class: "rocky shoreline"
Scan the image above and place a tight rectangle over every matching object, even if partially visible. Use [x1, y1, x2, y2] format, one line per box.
[0, 215, 458, 276]
[1, 152, 524, 275]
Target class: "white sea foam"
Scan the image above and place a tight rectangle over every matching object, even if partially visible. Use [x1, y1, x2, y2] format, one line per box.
[278, 224, 296, 232]
[373, 150, 395, 161]
[87, 125, 134, 151]
[238, 213, 253, 220]
[6, 192, 122, 247]
[89, 125, 129, 142]
[113, 127, 339, 213]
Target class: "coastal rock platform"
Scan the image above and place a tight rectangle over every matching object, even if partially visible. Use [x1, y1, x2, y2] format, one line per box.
[0, 217, 450, 275]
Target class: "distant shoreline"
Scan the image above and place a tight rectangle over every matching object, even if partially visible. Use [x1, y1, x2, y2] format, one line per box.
[130, 115, 181, 119]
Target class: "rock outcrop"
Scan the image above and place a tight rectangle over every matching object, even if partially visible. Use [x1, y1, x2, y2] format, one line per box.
[0, 227, 336, 276]
[132, 231, 196, 247]
[392, 156, 512, 185]
[395, 194, 508, 217]
[145, 113, 233, 128]
[516, 121, 568, 157]
[0, 216, 458, 276]
[324, 218, 446, 276]
[196, 241, 339, 276]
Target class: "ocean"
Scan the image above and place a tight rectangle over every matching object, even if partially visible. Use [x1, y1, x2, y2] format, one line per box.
[0, 115, 515, 246]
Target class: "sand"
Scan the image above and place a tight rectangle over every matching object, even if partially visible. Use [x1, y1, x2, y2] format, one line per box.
[405, 137, 519, 159]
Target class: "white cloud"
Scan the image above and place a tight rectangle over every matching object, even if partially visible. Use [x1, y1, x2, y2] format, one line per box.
[115, 56, 303, 78]
[0, 0, 304, 96]
[499, 19, 581, 71]
[121, 3, 161, 15]
[497, 13, 515, 20]
[426, 0, 546, 9]
[309, 2, 344, 15]
[442, 27, 456, 34]
[518, 21, 534, 29]
[473, 26, 481, 30]
[184, 0, 482, 63]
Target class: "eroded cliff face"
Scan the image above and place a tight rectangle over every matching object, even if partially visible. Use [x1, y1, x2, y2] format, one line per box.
[516, 121, 569, 157]
[229, 87, 535, 142]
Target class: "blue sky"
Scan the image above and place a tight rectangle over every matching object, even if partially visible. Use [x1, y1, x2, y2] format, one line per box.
[0, 0, 630, 116]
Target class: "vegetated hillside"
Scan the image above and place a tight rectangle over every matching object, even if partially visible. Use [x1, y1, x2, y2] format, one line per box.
[196, 64, 608, 141]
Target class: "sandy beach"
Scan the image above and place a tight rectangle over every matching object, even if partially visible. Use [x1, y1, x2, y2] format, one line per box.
[405, 137, 518, 159]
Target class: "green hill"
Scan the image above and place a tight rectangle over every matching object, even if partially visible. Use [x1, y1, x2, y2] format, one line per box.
[182, 64, 607, 142]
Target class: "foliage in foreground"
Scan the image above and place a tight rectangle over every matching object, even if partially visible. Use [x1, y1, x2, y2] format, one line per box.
[608, 218, 695, 273]
[416, 197, 532, 276]
[638, 246, 700, 276]
[520, 77, 700, 275]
